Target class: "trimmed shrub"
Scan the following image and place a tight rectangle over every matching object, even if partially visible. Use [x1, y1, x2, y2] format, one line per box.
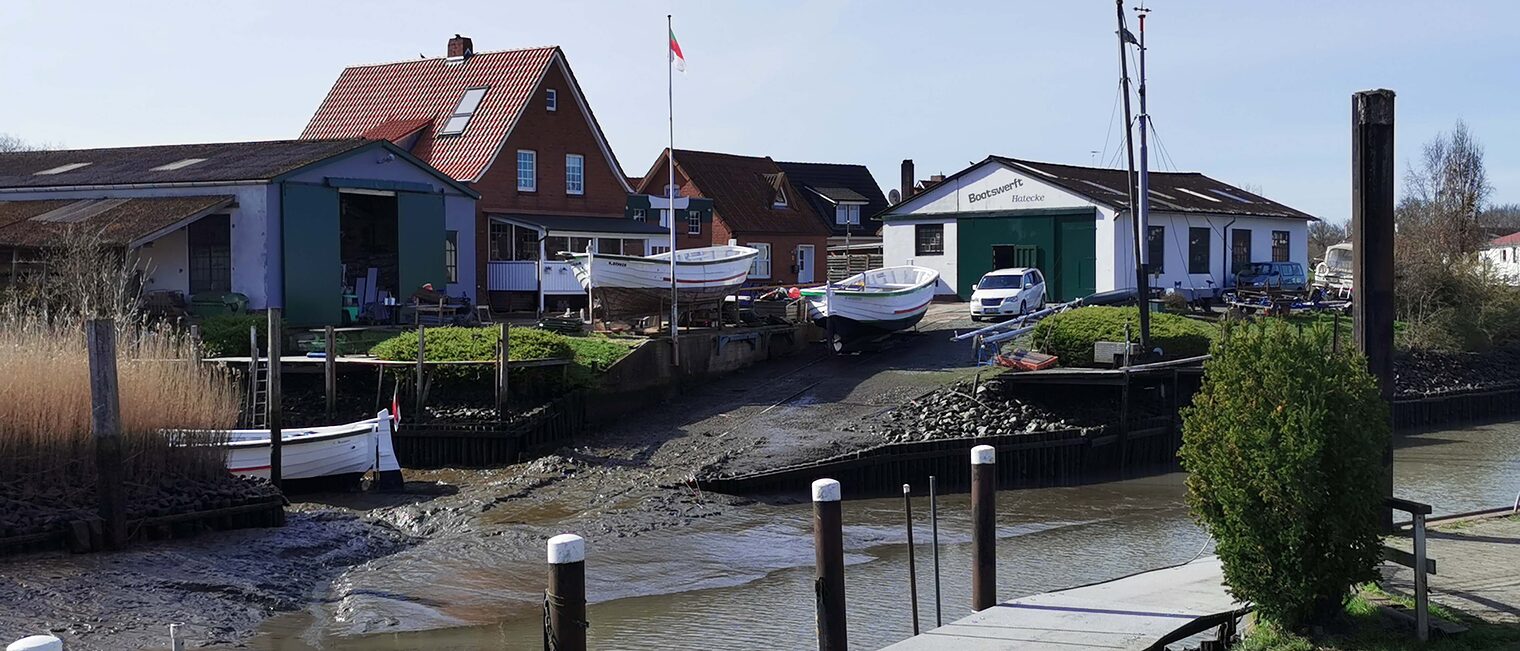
[1179, 320, 1387, 631]
[197, 313, 267, 357]
[369, 326, 573, 362]
[1031, 306, 1217, 367]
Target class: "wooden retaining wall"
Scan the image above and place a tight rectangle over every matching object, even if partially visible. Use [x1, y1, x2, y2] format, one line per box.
[0, 495, 286, 557]
[392, 390, 587, 468]
[700, 416, 1182, 497]
[1393, 387, 1520, 431]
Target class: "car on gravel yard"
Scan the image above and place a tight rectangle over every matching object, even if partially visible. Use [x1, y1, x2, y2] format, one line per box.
[969, 267, 1047, 321]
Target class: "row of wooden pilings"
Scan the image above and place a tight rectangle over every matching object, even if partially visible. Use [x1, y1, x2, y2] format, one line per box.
[538, 444, 1003, 651]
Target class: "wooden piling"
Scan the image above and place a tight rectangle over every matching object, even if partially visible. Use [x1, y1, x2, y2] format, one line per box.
[324, 325, 337, 420]
[903, 483, 920, 635]
[497, 322, 510, 419]
[546, 534, 587, 651]
[415, 324, 426, 420]
[813, 478, 847, 651]
[1352, 89, 1397, 529]
[85, 320, 127, 550]
[971, 444, 996, 611]
[930, 474, 942, 628]
[188, 324, 202, 366]
[266, 309, 282, 489]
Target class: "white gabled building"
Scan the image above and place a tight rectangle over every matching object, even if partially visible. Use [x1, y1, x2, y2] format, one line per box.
[879, 156, 1318, 302]
[1479, 231, 1520, 285]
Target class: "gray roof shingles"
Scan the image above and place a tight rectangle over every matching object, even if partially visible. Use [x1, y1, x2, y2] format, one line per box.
[0, 139, 373, 189]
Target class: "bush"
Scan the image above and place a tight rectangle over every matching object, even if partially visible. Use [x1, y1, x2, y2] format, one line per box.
[369, 326, 573, 362]
[1030, 306, 1218, 367]
[1396, 261, 1520, 352]
[1179, 320, 1387, 631]
[197, 313, 267, 357]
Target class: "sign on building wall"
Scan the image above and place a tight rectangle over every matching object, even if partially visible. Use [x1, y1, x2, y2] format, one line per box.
[900, 164, 1094, 215]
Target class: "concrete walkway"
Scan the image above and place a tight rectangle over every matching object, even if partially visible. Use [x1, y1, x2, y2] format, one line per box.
[1385, 514, 1520, 624]
[880, 557, 1242, 650]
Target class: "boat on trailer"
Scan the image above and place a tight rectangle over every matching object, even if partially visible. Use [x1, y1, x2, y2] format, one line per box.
[564, 245, 760, 316]
[802, 265, 940, 350]
[222, 410, 402, 487]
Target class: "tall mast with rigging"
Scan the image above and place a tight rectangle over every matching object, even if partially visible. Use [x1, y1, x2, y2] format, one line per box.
[1115, 0, 1151, 351]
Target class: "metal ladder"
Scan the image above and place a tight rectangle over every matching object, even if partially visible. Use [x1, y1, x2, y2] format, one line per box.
[246, 326, 268, 428]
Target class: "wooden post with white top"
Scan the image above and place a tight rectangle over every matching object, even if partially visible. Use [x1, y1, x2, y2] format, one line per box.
[546, 533, 587, 651]
[971, 444, 996, 611]
[813, 478, 847, 651]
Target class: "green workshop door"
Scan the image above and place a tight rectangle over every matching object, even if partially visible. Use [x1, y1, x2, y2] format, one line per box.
[281, 183, 341, 326]
[396, 192, 447, 298]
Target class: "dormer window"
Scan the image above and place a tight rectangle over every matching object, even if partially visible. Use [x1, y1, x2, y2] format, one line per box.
[835, 203, 861, 225]
[546, 89, 557, 112]
[439, 87, 488, 136]
[773, 185, 788, 208]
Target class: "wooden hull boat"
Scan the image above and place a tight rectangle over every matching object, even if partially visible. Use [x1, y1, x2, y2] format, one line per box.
[564, 245, 759, 315]
[222, 411, 402, 487]
[802, 266, 940, 348]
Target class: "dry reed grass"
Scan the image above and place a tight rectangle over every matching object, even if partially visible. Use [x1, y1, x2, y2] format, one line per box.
[0, 226, 242, 507]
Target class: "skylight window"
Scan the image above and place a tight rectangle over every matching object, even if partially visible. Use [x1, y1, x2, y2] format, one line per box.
[1148, 189, 1177, 200]
[439, 87, 488, 136]
[1175, 187, 1222, 202]
[33, 162, 92, 176]
[1078, 179, 1126, 196]
[1006, 161, 1058, 178]
[151, 158, 207, 171]
[1209, 188, 1254, 203]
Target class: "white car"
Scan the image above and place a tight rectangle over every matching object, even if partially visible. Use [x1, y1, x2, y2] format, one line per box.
[969, 267, 1047, 321]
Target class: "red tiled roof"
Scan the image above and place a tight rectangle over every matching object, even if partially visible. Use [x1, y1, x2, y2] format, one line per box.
[302, 47, 559, 182]
[643, 149, 830, 236]
[1491, 231, 1520, 247]
[361, 117, 434, 143]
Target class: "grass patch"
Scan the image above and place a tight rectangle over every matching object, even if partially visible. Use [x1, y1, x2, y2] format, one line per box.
[369, 326, 637, 388]
[1234, 585, 1520, 650]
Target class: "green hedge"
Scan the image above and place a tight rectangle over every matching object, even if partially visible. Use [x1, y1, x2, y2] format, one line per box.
[197, 313, 267, 357]
[370, 326, 573, 362]
[368, 326, 635, 387]
[1031, 305, 1218, 367]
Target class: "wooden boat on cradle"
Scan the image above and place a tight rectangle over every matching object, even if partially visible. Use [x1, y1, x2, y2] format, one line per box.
[221, 410, 402, 488]
[564, 245, 760, 316]
[801, 265, 940, 350]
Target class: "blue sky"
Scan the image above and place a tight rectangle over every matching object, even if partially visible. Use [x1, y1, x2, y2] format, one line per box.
[2, 1, 1517, 222]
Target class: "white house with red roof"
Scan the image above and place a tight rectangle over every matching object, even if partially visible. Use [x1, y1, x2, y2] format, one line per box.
[303, 35, 662, 313]
[1480, 231, 1520, 285]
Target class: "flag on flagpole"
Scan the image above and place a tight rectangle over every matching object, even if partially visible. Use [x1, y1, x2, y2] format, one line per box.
[669, 28, 686, 72]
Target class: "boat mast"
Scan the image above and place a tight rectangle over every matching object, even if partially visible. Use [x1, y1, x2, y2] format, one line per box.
[1115, 0, 1151, 351]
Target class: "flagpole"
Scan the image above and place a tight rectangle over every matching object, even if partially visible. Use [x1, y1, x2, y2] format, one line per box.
[667, 14, 680, 367]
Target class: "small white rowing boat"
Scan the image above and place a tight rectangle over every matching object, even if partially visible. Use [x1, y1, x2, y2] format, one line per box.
[564, 245, 759, 315]
[222, 410, 402, 487]
[802, 266, 940, 349]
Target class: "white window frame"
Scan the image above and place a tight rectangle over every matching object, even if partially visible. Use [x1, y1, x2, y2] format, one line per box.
[835, 203, 862, 225]
[632, 208, 647, 222]
[773, 186, 788, 208]
[440, 87, 488, 136]
[565, 154, 584, 195]
[749, 243, 772, 279]
[650, 244, 672, 256]
[686, 210, 701, 235]
[546, 88, 558, 111]
[517, 150, 537, 192]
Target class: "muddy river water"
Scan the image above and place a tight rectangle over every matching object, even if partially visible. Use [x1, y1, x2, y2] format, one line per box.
[243, 421, 1520, 651]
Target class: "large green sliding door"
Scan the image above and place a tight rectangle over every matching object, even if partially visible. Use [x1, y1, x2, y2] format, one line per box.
[954, 208, 1097, 302]
[397, 192, 446, 297]
[281, 183, 341, 326]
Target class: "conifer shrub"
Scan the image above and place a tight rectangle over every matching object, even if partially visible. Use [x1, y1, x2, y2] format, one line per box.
[1179, 320, 1387, 631]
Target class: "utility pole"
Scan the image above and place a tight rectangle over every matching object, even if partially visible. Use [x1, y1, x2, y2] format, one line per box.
[1116, 0, 1151, 352]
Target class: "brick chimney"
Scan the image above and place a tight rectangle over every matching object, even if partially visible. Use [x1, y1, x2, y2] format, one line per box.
[448, 34, 474, 59]
[901, 159, 915, 199]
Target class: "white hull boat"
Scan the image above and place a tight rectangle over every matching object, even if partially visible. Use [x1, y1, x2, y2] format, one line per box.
[222, 410, 402, 486]
[564, 245, 759, 315]
[802, 266, 940, 348]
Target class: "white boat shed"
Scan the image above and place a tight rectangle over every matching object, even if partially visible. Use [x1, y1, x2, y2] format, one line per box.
[879, 156, 1318, 302]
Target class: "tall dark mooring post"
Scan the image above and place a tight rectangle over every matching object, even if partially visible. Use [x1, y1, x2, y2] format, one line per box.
[812, 478, 847, 651]
[266, 308, 283, 489]
[971, 445, 997, 611]
[546, 534, 587, 651]
[86, 320, 127, 550]
[1351, 89, 1396, 527]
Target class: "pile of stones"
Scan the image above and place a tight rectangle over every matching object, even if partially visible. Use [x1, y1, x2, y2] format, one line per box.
[871, 380, 1098, 444]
